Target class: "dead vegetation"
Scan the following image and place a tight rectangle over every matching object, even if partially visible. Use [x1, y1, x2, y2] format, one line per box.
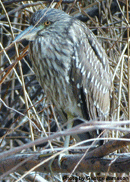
[0, 0, 130, 181]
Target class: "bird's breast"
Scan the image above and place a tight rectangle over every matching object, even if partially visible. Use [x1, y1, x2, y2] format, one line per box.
[29, 36, 82, 117]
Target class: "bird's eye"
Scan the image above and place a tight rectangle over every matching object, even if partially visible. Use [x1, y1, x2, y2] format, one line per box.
[44, 21, 51, 26]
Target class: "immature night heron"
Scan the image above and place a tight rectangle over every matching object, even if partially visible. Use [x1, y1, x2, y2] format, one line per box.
[15, 8, 112, 146]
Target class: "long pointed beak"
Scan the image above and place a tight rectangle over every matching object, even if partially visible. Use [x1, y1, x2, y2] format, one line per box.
[14, 25, 41, 43]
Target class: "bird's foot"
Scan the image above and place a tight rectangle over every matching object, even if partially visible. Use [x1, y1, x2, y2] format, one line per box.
[58, 153, 67, 168]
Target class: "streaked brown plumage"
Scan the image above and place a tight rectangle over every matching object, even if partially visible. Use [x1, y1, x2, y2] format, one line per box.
[15, 8, 112, 144]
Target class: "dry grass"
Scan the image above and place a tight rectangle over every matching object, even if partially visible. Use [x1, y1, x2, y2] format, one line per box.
[0, 0, 130, 181]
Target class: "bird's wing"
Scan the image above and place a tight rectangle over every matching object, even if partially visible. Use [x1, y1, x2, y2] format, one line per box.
[69, 20, 112, 121]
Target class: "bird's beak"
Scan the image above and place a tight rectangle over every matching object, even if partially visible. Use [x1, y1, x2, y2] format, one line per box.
[14, 25, 41, 43]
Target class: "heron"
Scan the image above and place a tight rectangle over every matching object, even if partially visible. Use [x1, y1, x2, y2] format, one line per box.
[14, 8, 112, 148]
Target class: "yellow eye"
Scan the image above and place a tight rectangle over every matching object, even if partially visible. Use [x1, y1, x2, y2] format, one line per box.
[44, 21, 51, 26]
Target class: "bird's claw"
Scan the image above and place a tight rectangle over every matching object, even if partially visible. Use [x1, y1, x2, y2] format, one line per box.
[58, 153, 66, 168]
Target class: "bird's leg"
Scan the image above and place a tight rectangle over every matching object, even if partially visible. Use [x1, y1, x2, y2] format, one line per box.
[58, 116, 73, 168]
[64, 120, 73, 149]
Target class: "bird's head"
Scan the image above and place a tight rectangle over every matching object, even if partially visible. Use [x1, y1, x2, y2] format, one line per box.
[14, 8, 72, 42]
